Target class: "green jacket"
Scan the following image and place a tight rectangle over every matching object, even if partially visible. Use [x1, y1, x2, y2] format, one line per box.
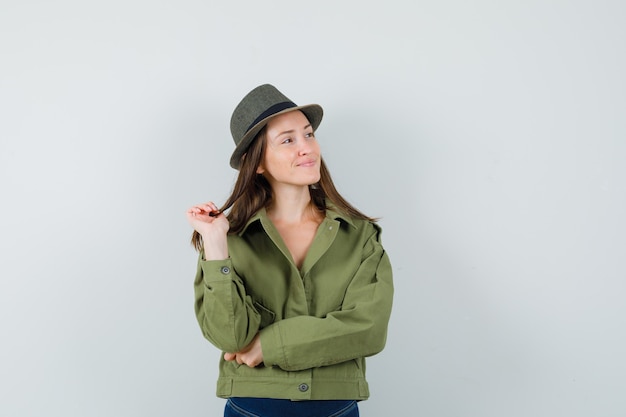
[193, 207, 394, 401]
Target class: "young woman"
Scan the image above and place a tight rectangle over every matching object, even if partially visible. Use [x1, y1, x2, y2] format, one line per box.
[186, 84, 393, 417]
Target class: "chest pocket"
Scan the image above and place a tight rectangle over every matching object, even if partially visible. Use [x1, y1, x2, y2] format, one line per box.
[254, 301, 276, 329]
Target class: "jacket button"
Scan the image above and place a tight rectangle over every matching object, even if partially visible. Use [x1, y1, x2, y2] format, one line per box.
[220, 266, 230, 274]
[298, 383, 309, 392]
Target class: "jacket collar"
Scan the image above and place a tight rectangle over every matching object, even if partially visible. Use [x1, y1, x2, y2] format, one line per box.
[238, 204, 356, 237]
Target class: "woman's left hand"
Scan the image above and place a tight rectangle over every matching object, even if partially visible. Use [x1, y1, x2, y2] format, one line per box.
[224, 333, 263, 367]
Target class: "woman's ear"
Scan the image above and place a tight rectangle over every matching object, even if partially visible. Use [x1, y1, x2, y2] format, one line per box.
[254, 155, 266, 174]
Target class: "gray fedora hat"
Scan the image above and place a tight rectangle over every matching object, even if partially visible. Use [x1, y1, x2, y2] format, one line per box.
[229, 84, 323, 169]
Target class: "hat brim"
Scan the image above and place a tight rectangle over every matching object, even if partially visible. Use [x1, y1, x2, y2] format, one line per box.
[229, 104, 323, 170]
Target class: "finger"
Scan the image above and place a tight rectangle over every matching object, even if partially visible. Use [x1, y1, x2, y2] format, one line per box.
[194, 203, 219, 216]
[188, 203, 213, 212]
[224, 352, 236, 361]
[187, 208, 207, 219]
[198, 202, 219, 216]
[189, 204, 218, 217]
[188, 206, 206, 215]
[199, 204, 213, 213]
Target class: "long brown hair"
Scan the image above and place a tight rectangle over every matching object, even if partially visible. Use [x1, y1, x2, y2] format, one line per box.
[191, 126, 376, 251]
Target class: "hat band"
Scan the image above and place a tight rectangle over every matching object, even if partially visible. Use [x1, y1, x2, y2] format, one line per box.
[245, 101, 297, 133]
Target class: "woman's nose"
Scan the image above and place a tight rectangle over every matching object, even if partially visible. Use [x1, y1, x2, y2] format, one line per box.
[297, 137, 312, 154]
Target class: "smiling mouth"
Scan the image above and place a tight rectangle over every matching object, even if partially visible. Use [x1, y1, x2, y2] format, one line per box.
[297, 160, 317, 167]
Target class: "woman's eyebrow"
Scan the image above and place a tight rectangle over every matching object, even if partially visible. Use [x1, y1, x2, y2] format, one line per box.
[275, 129, 295, 137]
[274, 124, 312, 138]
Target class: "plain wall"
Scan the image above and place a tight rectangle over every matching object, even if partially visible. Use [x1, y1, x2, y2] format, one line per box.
[1, 1, 625, 416]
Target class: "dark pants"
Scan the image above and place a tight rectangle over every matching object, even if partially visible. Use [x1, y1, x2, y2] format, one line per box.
[224, 397, 359, 417]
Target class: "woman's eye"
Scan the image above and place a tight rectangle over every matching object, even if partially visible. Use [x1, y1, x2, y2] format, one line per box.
[305, 132, 315, 138]
[282, 138, 292, 144]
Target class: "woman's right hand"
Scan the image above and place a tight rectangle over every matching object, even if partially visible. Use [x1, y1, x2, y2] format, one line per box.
[186, 201, 230, 260]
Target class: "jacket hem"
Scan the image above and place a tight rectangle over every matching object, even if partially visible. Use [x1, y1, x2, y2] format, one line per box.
[216, 376, 370, 401]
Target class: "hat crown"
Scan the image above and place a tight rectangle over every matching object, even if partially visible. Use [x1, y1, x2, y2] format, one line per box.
[228, 84, 323, 169]
[230, 84, 295, 146]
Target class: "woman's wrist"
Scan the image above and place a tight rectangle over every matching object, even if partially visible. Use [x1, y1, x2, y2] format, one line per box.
[203, 248, 229, 261]
[202, 234, 229, 260]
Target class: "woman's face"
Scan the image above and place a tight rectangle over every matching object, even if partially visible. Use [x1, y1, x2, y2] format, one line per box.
[257, 110, 321, 188]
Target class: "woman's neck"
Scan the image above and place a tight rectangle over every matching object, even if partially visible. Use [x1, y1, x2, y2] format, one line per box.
[267, 185, 319, 225]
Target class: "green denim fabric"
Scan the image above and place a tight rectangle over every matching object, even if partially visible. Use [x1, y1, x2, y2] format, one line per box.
[194, 207, 393, 400]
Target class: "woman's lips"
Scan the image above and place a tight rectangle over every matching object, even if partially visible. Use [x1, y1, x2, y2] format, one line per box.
[297, 159, 317, 167]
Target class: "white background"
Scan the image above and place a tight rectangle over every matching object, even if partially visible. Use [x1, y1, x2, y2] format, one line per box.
[1, 1, 625, 416]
